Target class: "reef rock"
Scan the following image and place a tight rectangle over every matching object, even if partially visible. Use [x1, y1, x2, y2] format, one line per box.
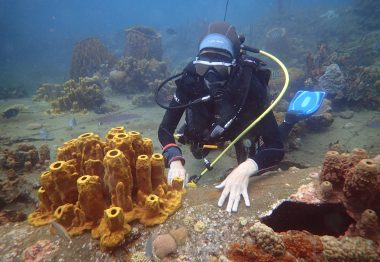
[318, 63, 345, 95]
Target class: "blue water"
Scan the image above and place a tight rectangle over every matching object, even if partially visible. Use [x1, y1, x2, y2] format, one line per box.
[0, 0, 351, 92]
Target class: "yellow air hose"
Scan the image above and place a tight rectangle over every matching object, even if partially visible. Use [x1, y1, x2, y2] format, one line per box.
[188, 50, 290, 187]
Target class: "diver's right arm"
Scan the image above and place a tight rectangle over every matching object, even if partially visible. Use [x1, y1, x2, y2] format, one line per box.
[158, 98, 187, 184]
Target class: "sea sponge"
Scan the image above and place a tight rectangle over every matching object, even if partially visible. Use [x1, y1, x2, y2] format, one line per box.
[54, 203, 76, 228]
[357, 209, 378, 239]
[136, 155, 152, 196]
[194, 220, 206, 233]
[138, 194, 168, 225]
[152, 233, 177, 259]
[108, 132, 135, 169]
[103, 149, 133, 210]
[248, 221, 285, 257]
[343, 159, 379, 211]
[27, 187, 54, 226]
[39, 171, 62, 209]
[98, 207, 132, 251]
[77, 175, 106, 221]
[350, 148, 369, 166]
[142, 138, 154, 157]
[28, 127, 185, 251]
[319, 181, 333, 199]
[49, 160, 79, 204]
[320, 151, 343, 187]
[169, 226, 188, 246]
[37, 187, 53, 213]
[320, 235, 380, 261]
[171, 176, 184, 191]
[150, 153, 166, 191]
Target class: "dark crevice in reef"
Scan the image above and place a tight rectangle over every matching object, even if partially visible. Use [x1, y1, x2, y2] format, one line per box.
[260, 200, 354, 237]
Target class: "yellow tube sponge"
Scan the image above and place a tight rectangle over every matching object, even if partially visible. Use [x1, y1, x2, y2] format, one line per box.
[99, 207, 131, 251]
[110, 133, 135, 171]
[142, 138, 154, 157]
[27, 187, 54, 226]
[103, 149, 133, 207]
[136, 155, 152, 196]
[40, 171, 62, 210]
[77, 175, 107, 221]
[138, 194, 168, 225]
[171, 176, 184, 191]
[50, 161, 79, 204]
[115, 181, 133, 212]
[28, 126, 186, 251]
[128, 131, 144, 157]
[77, 132, 105, 163]
[83, 159, 105, 179]
[54, 203, 76, 228]
[38, 187, 53, 212]
[150, 153, 166, 191]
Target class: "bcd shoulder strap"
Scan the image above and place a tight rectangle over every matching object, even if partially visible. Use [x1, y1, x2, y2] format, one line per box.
[239, 55, 271, 87]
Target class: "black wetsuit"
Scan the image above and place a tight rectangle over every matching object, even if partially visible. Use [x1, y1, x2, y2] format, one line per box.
[158, 56, 285, 170]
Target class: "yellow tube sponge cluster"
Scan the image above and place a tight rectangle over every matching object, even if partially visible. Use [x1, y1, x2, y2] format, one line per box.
[28, 127, 185, 251]
[92, 207, 132, 251]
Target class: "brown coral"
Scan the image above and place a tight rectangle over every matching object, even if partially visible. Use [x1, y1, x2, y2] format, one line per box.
[125, 26, 162, 60]
[70, 37, 115, 80]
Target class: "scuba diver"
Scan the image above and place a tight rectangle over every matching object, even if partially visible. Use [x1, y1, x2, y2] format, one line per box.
[157, 21, 323, 213]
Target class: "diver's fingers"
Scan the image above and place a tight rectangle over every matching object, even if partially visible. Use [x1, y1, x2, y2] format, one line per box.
[217, 187, 229, 207]
[242, 189, 250, 207]
[215, 180, 226, 189]
[231, 194, 241, 212]
[226, 187, 237, 212]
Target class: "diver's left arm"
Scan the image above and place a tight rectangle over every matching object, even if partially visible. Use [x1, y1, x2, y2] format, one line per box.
[249, 111, 285, 169]
[216, 111, 284, 213]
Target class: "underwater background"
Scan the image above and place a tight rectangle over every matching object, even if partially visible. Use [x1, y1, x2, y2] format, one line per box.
[1, 0, 380, 261]
[0, 0, 353, 92]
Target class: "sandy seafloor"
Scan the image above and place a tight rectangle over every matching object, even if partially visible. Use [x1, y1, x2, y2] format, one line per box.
[0, 94, 379, 261]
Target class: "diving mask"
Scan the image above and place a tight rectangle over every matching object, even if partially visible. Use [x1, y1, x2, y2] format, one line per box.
[193, 58, 235, 78]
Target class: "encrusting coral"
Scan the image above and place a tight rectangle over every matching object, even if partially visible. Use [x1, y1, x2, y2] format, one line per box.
[28, 127, 185, 251]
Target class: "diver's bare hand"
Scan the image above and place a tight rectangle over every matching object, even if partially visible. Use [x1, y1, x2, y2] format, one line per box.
[215, 159, 258, 212]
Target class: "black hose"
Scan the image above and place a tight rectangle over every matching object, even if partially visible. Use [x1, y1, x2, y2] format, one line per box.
[224, 0, 229, 21]
[155, 72, 211, 110]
